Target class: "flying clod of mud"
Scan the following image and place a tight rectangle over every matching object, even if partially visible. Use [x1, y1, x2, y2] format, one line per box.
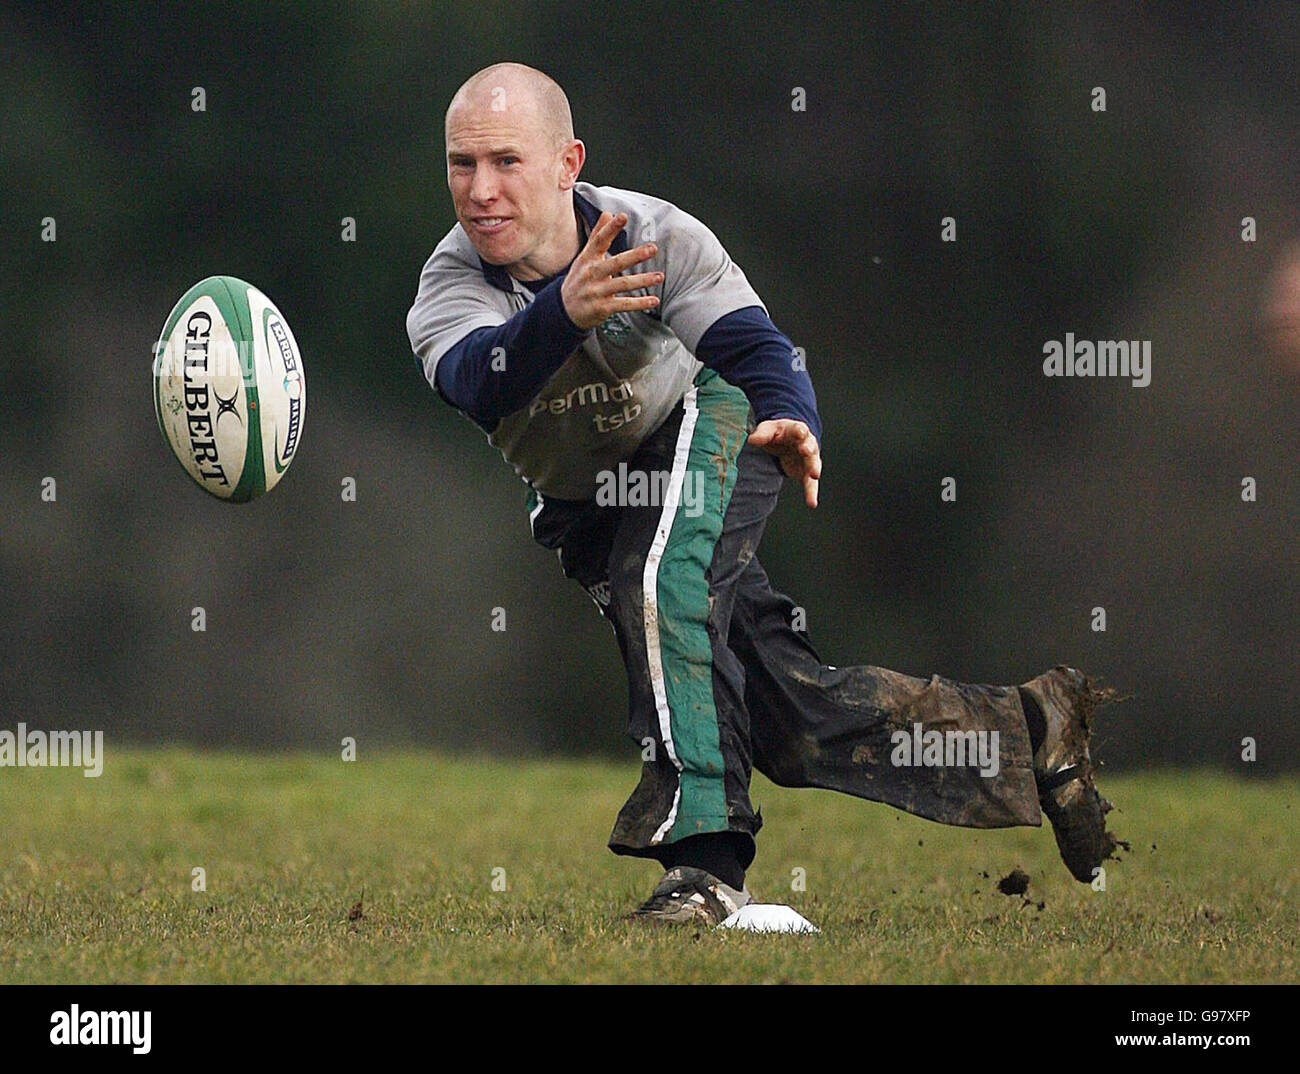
[997, 868, 1031, 896]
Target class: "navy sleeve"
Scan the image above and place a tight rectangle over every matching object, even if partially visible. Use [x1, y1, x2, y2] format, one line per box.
[433, 277, 590, 432]
[694, 306, 823, 444]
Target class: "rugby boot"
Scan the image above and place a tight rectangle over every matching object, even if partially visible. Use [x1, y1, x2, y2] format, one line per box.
[628, 866, 753, 925]
[1020, 665, 1120, 883]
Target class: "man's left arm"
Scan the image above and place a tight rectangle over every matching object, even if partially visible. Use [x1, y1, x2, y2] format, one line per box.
[657, 206, 824, 507]
[694, 305, 821, 444]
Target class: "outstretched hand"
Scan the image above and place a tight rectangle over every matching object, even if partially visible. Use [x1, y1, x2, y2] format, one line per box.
[560, 211, 663, 330]
[748, 419, 821, 508]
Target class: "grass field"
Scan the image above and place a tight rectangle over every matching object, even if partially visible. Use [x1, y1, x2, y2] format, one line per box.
[1, 750, 1296, 984]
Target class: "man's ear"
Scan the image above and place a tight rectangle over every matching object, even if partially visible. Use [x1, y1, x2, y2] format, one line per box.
[558, 139, 586, 190]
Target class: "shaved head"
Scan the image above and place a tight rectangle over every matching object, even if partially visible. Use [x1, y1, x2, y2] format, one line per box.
[442, 62, 586, 279]
[446, 62, 574, 150]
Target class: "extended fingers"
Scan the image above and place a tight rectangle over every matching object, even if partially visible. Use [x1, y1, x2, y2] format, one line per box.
[605, 242, 658, 275]
[584, 211, 627, 259]
[803, 474, 819, 509]
[601, 269, 663, 295]
[605, 293, 661, 313]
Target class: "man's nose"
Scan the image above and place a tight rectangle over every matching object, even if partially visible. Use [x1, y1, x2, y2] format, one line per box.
[468, 166, 497, 204]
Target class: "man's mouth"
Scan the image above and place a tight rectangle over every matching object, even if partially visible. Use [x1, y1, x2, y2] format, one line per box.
[469, 216, 510, 233]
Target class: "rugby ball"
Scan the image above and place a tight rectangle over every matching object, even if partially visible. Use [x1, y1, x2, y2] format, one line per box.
[153, 276, 306, 501]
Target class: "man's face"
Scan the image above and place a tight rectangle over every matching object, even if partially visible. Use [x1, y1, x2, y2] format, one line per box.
[445, 101, 571, 278]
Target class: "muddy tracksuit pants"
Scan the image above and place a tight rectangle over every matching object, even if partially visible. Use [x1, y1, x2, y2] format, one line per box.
[526, 367, 1043, 870]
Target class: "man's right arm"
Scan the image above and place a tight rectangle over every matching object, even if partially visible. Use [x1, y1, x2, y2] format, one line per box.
[431, 277, 590, 431]
[408, 212, 658, 431]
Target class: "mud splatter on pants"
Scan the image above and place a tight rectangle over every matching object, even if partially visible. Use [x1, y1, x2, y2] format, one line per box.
[526, 367, 1042, 870]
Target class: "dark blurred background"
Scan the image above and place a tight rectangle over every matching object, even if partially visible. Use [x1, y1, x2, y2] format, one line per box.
[2, 2, 1296, 768]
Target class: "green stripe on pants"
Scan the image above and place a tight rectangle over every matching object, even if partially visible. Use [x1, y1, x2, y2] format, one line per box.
[651, 366, 752, 842]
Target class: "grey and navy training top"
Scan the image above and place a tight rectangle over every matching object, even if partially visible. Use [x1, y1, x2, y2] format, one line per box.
[406, 181, 821, 500]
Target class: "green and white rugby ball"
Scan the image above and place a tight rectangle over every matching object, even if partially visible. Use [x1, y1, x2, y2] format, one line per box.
[153, 276, 306, 501]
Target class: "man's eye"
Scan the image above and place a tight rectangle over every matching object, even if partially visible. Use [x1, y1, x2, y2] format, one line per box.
[500, 157, 520, 166]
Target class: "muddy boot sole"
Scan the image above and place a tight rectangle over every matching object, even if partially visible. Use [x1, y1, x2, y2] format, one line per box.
[1039, 773, 1118, 882]
[1025, 666, 1123, 883]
